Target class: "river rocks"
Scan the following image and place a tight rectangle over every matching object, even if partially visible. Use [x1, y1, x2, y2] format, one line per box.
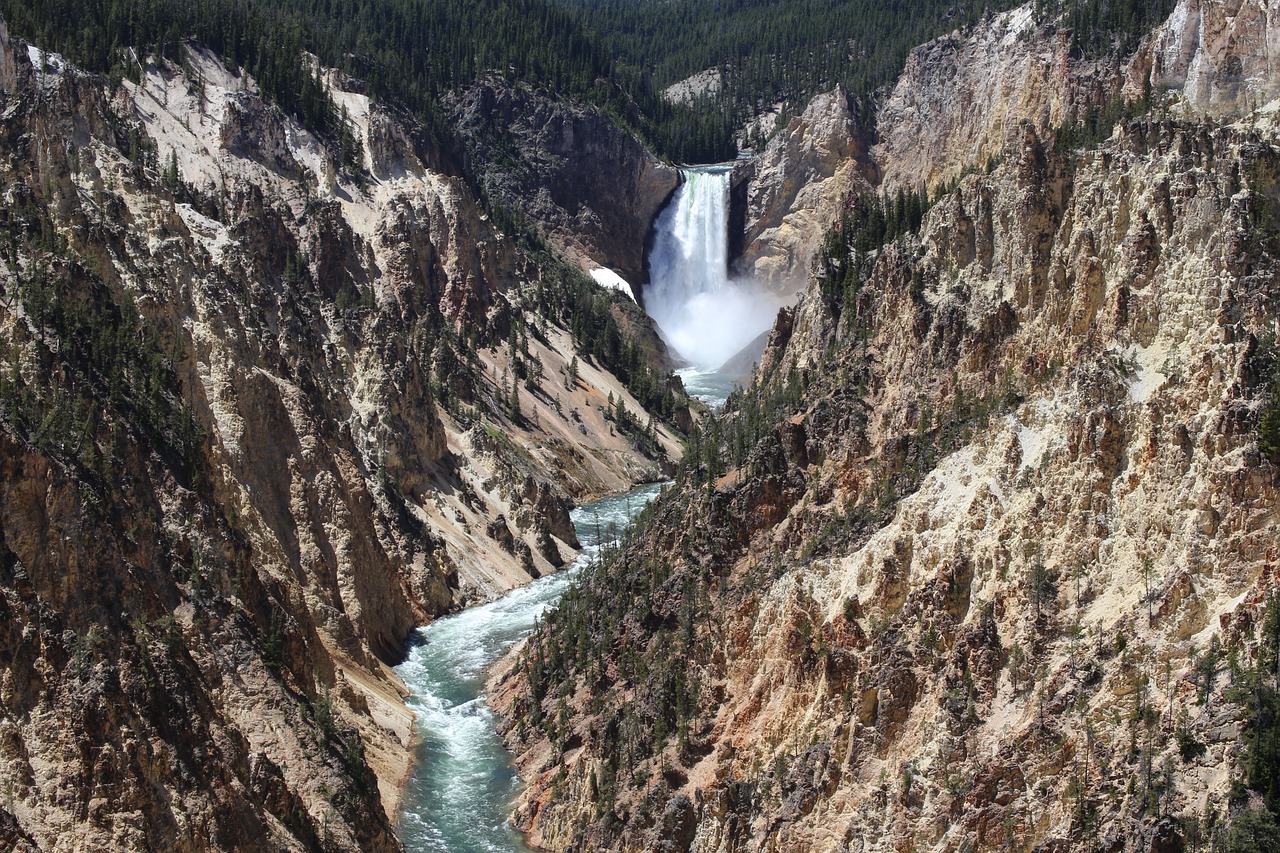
[522, 476, 580, 550]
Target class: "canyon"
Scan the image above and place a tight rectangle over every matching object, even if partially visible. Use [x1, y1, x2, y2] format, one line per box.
[493, 1, 1280, 851]
[1, 0, 1280, 850]
[0, 16, 688, 851]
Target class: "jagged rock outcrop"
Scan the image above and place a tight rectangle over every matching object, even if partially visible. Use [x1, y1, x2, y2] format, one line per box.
[1139, 0, 1280, 114]
[735, 87, 873, 293]
[874, 0, 1280, 194]
[0, 20, 685, 851]
[495, 4, 1280, 851]
[446, 78, 680, 287]
[871, 5, 1083, 193]
[663, 70, 723, 106]
[739, 0, 1280, 279]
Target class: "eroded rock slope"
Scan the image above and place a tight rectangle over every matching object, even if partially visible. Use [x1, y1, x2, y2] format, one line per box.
[496, 2, 1280, 850]
[0, 20, 687, 851]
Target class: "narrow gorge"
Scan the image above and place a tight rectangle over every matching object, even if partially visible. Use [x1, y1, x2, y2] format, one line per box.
[1, 0, 1280, 851]
[396, 483, 663, 852]
[494, 1, 1280, 852]
[391, 158, 754, 851]
[0, 12, 689, 850]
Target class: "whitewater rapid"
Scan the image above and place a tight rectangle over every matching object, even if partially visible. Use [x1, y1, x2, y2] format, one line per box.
[395, 483, 664, 852]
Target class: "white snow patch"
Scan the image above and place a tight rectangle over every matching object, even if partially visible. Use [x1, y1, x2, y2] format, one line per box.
[589, 268, 636, 302]
[27, 46, 63, 74]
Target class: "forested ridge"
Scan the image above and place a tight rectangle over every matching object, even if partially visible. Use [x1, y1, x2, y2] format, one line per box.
[553, 0, 1178, 149]
[2, 0, 1183, 168]
[556, 0, 1014, 142]
[0, 0, 729, 163]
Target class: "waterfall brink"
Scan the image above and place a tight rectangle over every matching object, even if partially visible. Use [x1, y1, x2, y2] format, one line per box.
[646, 166, 779, 371]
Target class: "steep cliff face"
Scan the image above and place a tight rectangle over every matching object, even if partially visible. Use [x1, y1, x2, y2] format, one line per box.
[872, 4, 1082, 194]
[446, 79, 679, 288]
[735, 89, 873, 294]
[0, 22, 686, 850]
[496, 4, 1280, 850]
[874, 0, 1280, 195]
[740, 0, 1280, 283]
[1140, 0, 1280, 114]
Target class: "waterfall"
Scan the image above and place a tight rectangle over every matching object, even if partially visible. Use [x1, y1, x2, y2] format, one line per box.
[647, 168, 731, 315]
[645, 166, 778, 372]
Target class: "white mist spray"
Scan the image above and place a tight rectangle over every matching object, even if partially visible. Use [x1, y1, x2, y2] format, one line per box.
[646, 167, 780, 370]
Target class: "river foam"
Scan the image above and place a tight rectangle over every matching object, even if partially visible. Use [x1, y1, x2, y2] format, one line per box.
[396, 483, 664, 852]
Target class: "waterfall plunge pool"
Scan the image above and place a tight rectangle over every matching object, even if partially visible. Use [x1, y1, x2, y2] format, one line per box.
[395, 482, 665, 852]
[393, 162, 773, 847]
[647, 165, 782, 410]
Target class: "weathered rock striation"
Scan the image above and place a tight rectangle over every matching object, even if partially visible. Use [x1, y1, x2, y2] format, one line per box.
[446, 78, 679, 289]
[496, 2, 1280, 850]
[1139, 0, 1280, 115]
[736, 0, 1280, 296]
[0, 22, 686, 851]
[735, 88, 874, 294]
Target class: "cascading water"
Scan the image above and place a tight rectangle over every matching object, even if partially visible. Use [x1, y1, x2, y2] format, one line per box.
[392, 166, 772, 853]
[395, 483, 663, 852]
[645, 166, 781, 406]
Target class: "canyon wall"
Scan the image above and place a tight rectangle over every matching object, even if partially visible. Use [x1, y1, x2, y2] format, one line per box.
[0, 23, 685, 850]
[734, 88, 873, 294]
[738, 0, 1280, 296]
[497, 2, 1280, 850]
[447, 79, 680, 289]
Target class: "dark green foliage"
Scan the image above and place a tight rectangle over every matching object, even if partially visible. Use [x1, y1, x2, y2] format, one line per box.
[1053, 78, 1155, 154]
[524, 246, 687, 436]
[1219, 807, 1280, 853]
[308, 690, 376, 795]
[706, 364, 808, 481]
[1260, 396, 1280, 459]
[1227, 596, 1280, 813]
[0, 144, 203, 495]
[262, 608, 287, 672]
[2, 0, 359, 156]
[555, 0, 1171, 157]
[1037, 0, 1179, 59]
[556, 0, 1018, 150]
[1256, 334, 1280, 460]
[0, 0, 728, 164]
[818, 188, 932, 316]
[1176, 727, 1206, 762]
[1, 0, 1188, 168]
[0, 267, 203, 492]
[518, 487, 713, 773]
[1028, 559, 1056, 618]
